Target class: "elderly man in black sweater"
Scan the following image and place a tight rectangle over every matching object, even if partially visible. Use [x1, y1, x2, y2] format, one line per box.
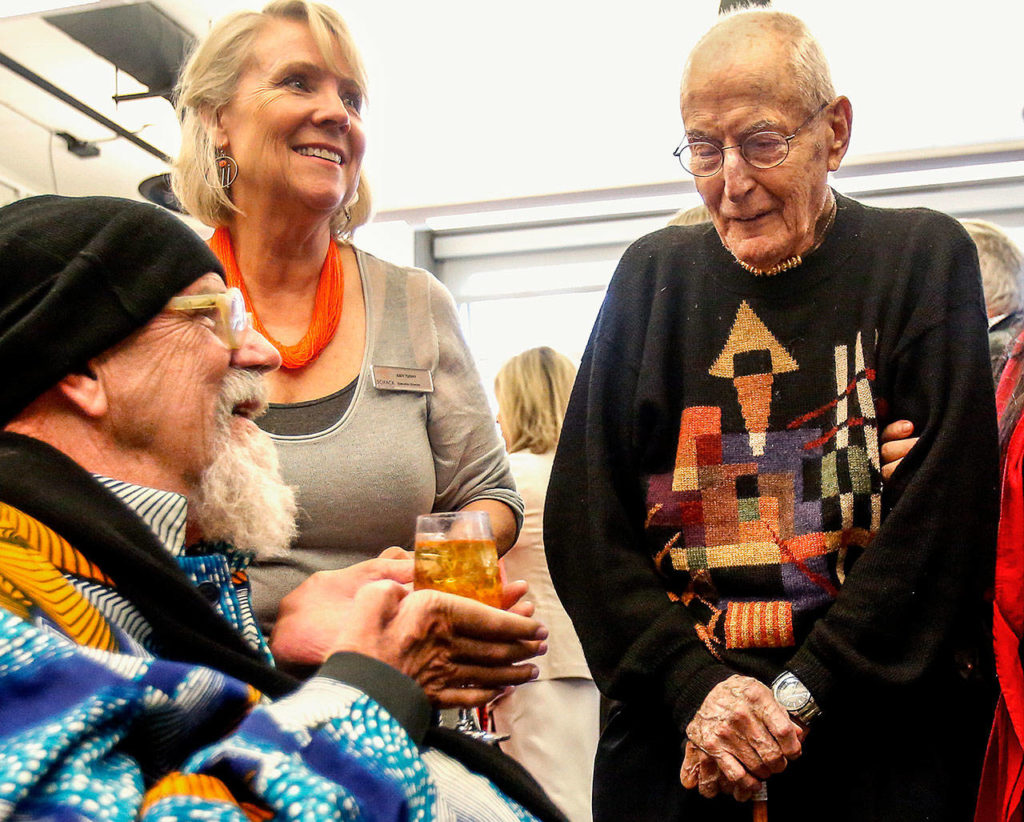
[545, 9, 998, 822]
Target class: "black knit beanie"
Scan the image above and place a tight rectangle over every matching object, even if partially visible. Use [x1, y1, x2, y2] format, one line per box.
[0, 195, 225, 425]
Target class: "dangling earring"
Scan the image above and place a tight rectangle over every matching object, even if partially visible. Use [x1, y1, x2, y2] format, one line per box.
[215, 150, 238, 188]
[342, 189, 359, 229]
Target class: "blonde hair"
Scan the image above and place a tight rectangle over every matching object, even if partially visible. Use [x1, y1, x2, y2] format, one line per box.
[172, 0, 372, 239]
[667, 203, 711, 227]
[494, 347, 577, 455]
[681, 10, 836, 117]
[961, 219, 1024, 317]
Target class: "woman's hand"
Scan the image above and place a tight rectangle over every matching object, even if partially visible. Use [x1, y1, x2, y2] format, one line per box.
[377, 543, 534, 615]
[880, 420, 918, 481]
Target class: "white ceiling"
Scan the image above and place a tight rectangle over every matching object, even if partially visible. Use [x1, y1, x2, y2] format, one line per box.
[1, 0, 1022, 220]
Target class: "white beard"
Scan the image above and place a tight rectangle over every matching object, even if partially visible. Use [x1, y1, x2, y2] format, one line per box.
[189, 369, 298, 559]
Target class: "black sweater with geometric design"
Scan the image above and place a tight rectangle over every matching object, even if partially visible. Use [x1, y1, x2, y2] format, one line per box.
[546, 193, 998, 746]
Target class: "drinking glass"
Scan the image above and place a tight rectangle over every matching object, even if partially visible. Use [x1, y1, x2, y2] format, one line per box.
[414, 510, 508, 743]
[413, 511, 502, 606]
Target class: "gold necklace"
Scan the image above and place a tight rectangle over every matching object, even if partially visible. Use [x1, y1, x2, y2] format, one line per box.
[734, 196, 837, 277]
[736, 255, 804, 276]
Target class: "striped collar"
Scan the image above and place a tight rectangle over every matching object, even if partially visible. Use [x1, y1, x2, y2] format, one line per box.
[94, 476, 187, 558]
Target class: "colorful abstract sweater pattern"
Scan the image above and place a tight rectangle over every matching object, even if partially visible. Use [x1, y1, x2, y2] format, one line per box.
[644, 306, 881, 660]
[0, 432, 544, 822]
[545, 193, 999, 734]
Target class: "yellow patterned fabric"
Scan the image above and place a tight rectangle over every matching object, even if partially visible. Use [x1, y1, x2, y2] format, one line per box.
[0, 501, 116, 651]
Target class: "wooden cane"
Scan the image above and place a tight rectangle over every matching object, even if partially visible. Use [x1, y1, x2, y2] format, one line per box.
[752, 782, 768, 822]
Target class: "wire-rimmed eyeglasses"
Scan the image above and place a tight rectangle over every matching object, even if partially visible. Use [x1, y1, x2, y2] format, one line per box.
[168, 286, 252, 350]
[673, 101, 831, 177]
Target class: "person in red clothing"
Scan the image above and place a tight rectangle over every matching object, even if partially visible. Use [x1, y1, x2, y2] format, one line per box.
[882, 332, 1024, 822]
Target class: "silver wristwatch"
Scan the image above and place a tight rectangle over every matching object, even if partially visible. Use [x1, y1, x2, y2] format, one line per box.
[771, 671, 821, 724]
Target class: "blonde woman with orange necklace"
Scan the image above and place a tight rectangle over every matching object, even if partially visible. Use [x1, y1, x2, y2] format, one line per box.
[171, 0, 522, 643]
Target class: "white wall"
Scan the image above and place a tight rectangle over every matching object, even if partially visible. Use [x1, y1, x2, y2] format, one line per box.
[343, 0, 1024, 213]
[2, 1, 1021, 215]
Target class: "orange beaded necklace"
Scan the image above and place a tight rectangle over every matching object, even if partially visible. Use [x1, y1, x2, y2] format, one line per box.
[208, 227, 343, 370]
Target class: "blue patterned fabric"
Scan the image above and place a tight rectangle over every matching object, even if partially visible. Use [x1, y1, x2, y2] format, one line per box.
[0, 483, 542, 821]
[95, 477, 270, 662]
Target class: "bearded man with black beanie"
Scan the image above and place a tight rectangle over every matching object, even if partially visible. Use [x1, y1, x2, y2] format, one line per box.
[0, 194, 564, 822]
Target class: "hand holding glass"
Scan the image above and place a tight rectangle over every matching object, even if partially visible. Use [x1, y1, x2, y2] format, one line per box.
[414, 511, 507, 743]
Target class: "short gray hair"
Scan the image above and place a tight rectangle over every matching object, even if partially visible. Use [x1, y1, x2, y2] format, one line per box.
[681, 10, 836, 117]
[961, 219, 1024, 317]
[171, 0, 372, 240]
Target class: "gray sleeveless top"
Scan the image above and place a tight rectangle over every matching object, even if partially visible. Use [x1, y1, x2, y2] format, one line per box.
[249, 249, 522, 633]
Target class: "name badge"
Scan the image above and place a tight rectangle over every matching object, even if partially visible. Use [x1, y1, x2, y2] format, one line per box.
[371, 365, 434, 392]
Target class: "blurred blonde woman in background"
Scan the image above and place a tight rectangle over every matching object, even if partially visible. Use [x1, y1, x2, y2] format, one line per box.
[492, 347, 600, 822]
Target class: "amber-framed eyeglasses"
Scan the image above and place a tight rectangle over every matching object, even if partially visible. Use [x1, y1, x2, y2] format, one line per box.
[168, 286, 252, 350]
[673, 100, 831, 177]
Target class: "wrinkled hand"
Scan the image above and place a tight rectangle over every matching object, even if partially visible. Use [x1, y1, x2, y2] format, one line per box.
[269, 544, 544, 706]
[270, 549, 415, 666]
[329, 580, 546, 707]
[681, 742, 761, 802]
[880, 419, 918, 482]
[680, 675, 802, 798]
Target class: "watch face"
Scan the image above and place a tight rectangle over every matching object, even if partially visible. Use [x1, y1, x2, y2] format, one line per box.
[774, 677, 811, 712]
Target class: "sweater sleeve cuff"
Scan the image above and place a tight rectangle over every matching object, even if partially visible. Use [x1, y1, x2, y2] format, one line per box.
[466, 489, 525, 534]
[663, 656, 736, 732]
[318, 652, 432, 744]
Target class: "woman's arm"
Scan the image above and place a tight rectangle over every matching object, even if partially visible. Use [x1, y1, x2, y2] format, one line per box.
[422, 274, 524, 539]
[462, 497, 518, 554]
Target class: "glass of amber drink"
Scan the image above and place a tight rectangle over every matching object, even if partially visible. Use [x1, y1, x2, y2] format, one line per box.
[413, 511, 502, 607]
[414, 510, 508, 743]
